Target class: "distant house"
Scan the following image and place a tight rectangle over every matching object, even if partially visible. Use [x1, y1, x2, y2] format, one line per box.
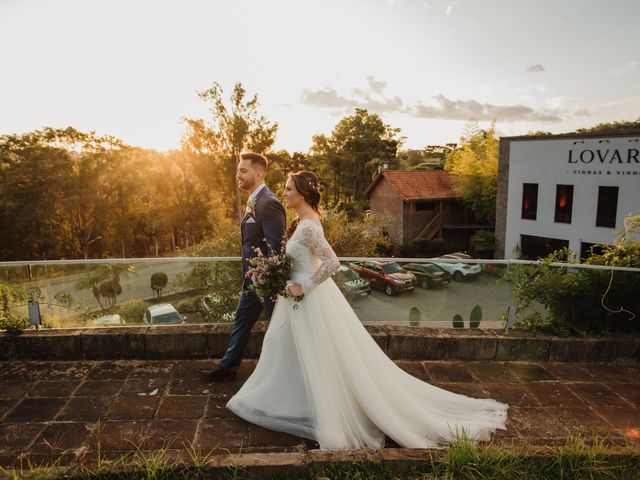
[365, 170, 479, 247]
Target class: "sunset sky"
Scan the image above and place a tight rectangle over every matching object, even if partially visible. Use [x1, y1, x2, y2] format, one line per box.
[1, 0, 639, 152]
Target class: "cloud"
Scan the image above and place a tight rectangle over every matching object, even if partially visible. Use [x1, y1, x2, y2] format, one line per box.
[301, 77, 563, 123]
[626, 60, 639, 68]
[445, 1, 457, 16]
[526, 64, 545, 73]
[301, 75, 405, 113]
[412, 95, 562, 122]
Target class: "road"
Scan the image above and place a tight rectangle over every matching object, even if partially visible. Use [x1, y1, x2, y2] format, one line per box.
[350, 273, 513, 327]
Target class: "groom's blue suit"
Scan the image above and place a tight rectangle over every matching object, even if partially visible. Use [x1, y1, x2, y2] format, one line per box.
[219, 185, 286, 372]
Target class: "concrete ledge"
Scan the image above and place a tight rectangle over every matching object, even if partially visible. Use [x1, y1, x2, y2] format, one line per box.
[1, 325, 639, 362]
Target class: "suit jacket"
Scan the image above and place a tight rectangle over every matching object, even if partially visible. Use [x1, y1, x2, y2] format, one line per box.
[241, 186, 286, 291]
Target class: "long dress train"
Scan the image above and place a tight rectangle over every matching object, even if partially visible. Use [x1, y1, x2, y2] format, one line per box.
[227, 219, 508, 449]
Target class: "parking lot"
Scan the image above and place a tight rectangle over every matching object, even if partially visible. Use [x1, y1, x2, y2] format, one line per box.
[349, 272, 513, 327]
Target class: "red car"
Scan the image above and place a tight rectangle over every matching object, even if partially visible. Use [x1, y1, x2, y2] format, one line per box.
[348, 260, 416, 296]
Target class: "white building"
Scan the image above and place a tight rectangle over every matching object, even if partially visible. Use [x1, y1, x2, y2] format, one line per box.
[495, 131, 640, 259]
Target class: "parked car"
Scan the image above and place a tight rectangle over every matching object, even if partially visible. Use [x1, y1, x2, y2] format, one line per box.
[332, 265, 372, 300]
[143, 303, 185, 325]
[430, 255, 482, 282]
[92, 314, 125, 326]
[401, 262, 451, 289]
[348, 260, 416, 296]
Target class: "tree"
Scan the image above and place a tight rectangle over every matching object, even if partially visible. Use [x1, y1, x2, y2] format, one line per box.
[445, 121, 499, 225]
[310, 109, 403, 204]
[574, 117, 640, 135]
[183, 82, 278, 223]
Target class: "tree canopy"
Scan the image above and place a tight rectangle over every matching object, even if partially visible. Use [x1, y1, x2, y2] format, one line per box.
[444, 121, 498, 225]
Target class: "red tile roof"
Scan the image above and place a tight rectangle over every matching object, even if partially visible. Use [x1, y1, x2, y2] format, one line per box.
[365, 170, 460, 201]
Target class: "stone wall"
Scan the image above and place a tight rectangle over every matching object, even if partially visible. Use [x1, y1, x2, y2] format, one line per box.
[2, 324, 638, 363]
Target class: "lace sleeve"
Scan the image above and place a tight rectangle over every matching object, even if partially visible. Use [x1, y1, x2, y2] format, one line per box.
[299, 223, 340, 294]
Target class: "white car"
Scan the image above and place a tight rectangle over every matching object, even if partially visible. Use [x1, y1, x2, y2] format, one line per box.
[430, 256, 481, 282]
[143, 303, 185, 325]
[92, 314, 125, 326]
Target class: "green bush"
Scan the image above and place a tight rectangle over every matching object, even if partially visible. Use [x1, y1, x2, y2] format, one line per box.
[399, 238, 448, 257]
[116, 299, 148, 324]
[508, 249, 640, 335]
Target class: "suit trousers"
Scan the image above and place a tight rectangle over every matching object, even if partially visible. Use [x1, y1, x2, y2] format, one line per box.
[220, 290, 275, 371]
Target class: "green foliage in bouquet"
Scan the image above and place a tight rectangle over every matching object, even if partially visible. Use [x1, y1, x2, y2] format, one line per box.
[246, 243, 294, 302]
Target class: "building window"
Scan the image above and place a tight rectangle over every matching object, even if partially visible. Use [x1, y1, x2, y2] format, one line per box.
[521, 183, 538, 220]
[521, 234, 569, 260]
[595, 186, 618, 228]
[580, 242, 605, 261]
[554, 184, 574, 223]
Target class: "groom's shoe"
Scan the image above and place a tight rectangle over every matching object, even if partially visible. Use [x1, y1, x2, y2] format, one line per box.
[198, 366, 237, 381]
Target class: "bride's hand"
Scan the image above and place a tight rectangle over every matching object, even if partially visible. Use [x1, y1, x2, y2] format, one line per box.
[287, 283, 303, 298]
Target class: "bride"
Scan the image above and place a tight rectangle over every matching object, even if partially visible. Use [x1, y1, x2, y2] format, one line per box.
[227, 171, 508, 450]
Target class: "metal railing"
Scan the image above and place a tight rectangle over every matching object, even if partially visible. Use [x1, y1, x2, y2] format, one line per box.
[1, 257, 639, 331]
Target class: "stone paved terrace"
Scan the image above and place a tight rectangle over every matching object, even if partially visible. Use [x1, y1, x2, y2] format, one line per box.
[1, 358, 639, 469]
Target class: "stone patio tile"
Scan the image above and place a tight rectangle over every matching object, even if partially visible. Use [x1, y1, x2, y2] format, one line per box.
[567, 383, 630, 407]
[96, 420, 154, 450]
[480, 383, 540, 407]
[464, 362, 519, 383]
[433, 382, 488, 398]
[541, 363, 595, 382]
[57, 396, 114, 421]
[75, 379, 124, 396]
[45, 362, 90, 380]
[248, 424, 301, 447]
[205, 395, 236, 419]
[31, 422, 93, 453]
[505, 363, 555, 382]
[144, 419, 199, 449]
[28, 380, 81, 397]
[560, 406, 619, 437]
[0, 423, 46, 452]
[171, 359, 215, 379]
[4, 397, 68, 422]
[156, 395, 207, 419]
[168, 378, 213, 395]
[603, 383, 640, 407]
[197, 418, 251, 450]
[581, 363, 639, 383]
[0, 380, 32, 398]
[394, 361, 431, 381]
[508, 407, 574, 439]
[423, 362, 476, 382]
[0, 398, 18, 419]
[0, 362, 48, 381]
[121, 377, 168, 396]
[203, 378, 244, 396]
[129, 361, 174, 378]
[617, 364, 640, 385]
[87, 361, 133, 380]
[525, 382, 583, 406]
[235, 360, 258, 380]
[105, 395, 159, 420]
[593, 406, 640, 436]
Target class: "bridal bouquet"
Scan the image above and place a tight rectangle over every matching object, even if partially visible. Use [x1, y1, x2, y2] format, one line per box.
[246, 242, 303, 302]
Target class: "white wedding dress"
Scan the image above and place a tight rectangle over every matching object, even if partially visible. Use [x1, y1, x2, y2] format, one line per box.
[227, 219, 508, 449]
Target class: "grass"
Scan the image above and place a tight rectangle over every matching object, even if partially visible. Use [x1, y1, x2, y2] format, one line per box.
[1, 436, 639, 480]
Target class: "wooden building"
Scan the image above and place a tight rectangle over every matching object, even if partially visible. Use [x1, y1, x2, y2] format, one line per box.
[365, 170, 477, 247]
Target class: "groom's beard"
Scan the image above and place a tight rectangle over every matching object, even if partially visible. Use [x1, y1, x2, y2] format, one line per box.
[239, 177, 257, 192]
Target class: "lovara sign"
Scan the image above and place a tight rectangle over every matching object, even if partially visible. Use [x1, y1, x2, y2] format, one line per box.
[568, 147, 639, 164]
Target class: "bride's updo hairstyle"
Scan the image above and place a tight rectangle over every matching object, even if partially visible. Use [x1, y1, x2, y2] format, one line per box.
[285, 171, 324, 240]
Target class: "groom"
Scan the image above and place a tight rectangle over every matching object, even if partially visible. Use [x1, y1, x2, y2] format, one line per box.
[200, 152, 286, 381]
